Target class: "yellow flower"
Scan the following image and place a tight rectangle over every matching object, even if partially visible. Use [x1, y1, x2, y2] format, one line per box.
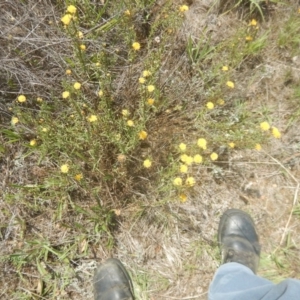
[65, 69, 72, 75]
[179, 193, 187, 203]
[179, 143, 187, 152]
[185, 177, 195, 187]
[122, 109, 130, 117]
[30, 139, 37, 146]
[147, 85, 155, 92]
[80, 44, 86, 51]
[180, 154, 188, 163]
[147, 98, 154, 105]
[255, 143, 262, 151]
[260, 121, 270, 131]
[139, 130, 148, 140]
[179, 5, 189, 12]
[228, 142, 235, 148]
[42, 127, 48, 132]
[206, 102, 214, 109]
[62, 91, 70, 99]
[193, 154, 203, 164]
[11, 116, 19, 125]
[185, 156, 193, 166]
[226, 81, 235, 88]
[60, 164, 69, 173]
[88, 115, 98, 122]
[61, 14, 72, 26]
[127, 120, 134, 127]
[245, 36, 253, 41]
[74, 173, 83, 181]
[77, 31, 83, 39]
[210, 152, 218, 161]
[249, 19, 257, 26]
[95, 62, 101, 67]
[132, 42, 141, 51]
[222, 66, 229, 71]
[173, 177, 183, 186]
[143, 159, 152, 168]
[98, 90, 104, 97]
[272, 127, 281, 139]
[37, 97, 43, 102]
[74, 82, 81, 90]
[67, 5, 77, 14]
[197, 138, 207, 150]
[17, 95, 26, 103]
[180, 164, 188, 173]
[142, 70, 151, 77]
[124, 9, 131, 16]
[139, 77, 146, 84]
[217, 99, 225, 105]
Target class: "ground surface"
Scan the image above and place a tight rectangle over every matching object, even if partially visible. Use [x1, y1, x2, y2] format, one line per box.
[1, 0, 300, 299]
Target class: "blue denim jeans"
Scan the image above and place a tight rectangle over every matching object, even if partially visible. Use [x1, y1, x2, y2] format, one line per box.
[208, 262, 300, 300]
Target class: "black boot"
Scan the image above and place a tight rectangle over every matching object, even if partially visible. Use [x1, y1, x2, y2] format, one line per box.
[218, 209, 261, 273]
[93, 258, 134, 300]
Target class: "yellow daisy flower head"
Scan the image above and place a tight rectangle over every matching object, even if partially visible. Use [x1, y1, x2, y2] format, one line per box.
[143, 159, 152, 168]
[139, 77, 146, 84]
[122, 109, 130, 117]
[147, 85, 155, 92]
[87, 115, 97, 122]
[74, 173, 83, 181]
[245, 36, 253, 41]
[180, 164, 188, 173]
[127, 120, 134, 127]
[179, 143, 187, 152]
[142, 70, 151, 77]
[228, 142, 235, 148]
[132, 42, 141, 51]
[222, 66, 229, 71]
[179, 5, 189, 12]
[197, 138, 207, 150]
[173, 177, 183, 186]
[226, 81, 235, 88]
[147, 98, 155, 105]
[77, 31, 83, 39]
[272, 127, 281, 139]
[74, 82, 81, 90]
[180, 154, 188, 163]
[30, 139, 37, 146]
[217, 99, 225, 105]
[65, 69, 72, 75]
[260, 121, 270, 131]
[139, 130, 148, 140]
[98, 90, 104, 97]
[61, 14, 72, 26]
[67, 5, 77, 14]
[37, 97, 43, 102]
[193, 154, 203, 164]
[41, 127, 48, 132]
[185, 156, 193, 166]
[80, 44, 86, 51]
[62, 91, 70, 99]
[206, 102, 214, 110]
[210, 152, 218, 161]
[249, 19, 257, 26]
[179, 193, 187, 203]
[60, 164, 69, 173]
[255, 143, 262, 151]
[17, 95, 26, 103]
[124, 9, 131, 16]
[11, 116, 19, 125]
[185, 177, 195, 187]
